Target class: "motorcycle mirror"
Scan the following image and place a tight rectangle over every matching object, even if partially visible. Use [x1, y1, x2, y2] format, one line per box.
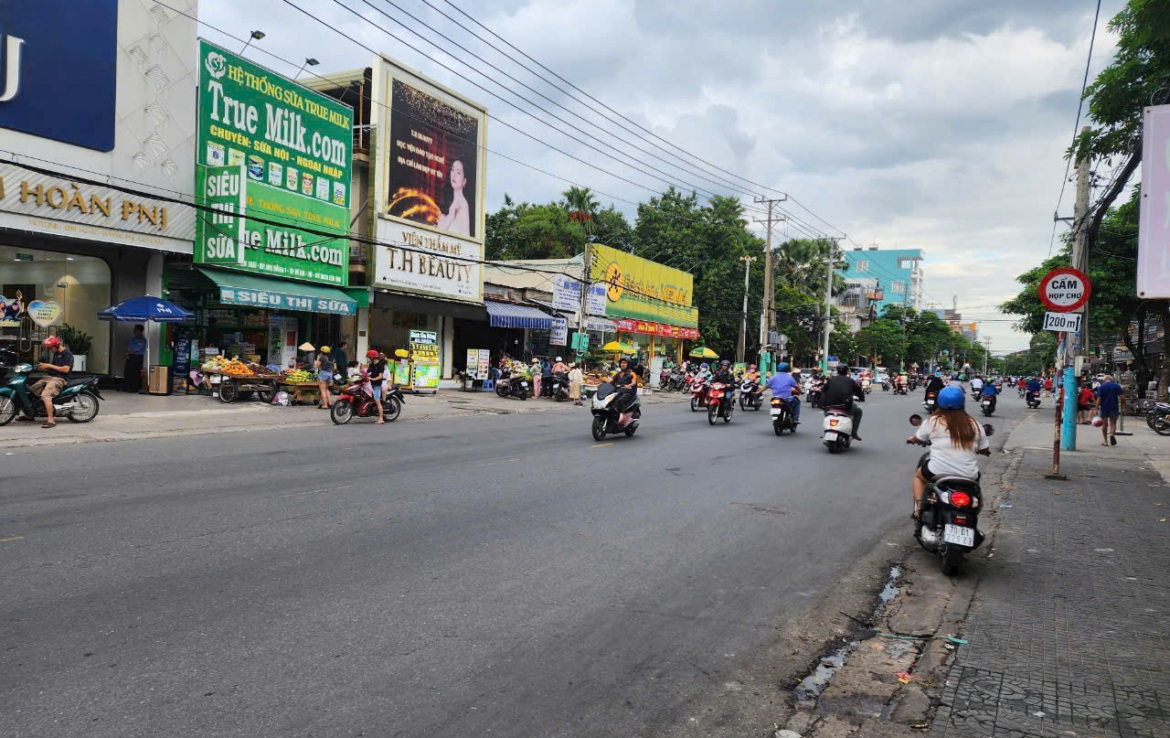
[983, 424, 995, 437]
[909, 414, 923, 427]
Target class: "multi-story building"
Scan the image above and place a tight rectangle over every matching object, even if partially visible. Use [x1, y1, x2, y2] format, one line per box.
[838, 247, 924, 315]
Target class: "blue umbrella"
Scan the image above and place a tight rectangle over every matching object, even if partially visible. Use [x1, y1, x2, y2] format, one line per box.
[98, 296, 193, 323]
[98, 296, 193, 384]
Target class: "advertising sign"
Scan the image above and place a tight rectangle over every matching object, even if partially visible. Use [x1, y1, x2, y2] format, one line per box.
[197, 40, 353, 209]
[1139, 105, 1170, 298]
[1043, 311, 1083, 333]
[589, 244, 698, 327]
[410, 330, 440, 390]
[612, 318, 700, 339]
[194, 165, 349, 286]
[373, 57, 487, 304]
[0, 0, 117, 151]
[26, 300, 62, 327]
[552, 275, 580, 312]
[1037, 267, 1091, 312]
[549, 318, 568, 346]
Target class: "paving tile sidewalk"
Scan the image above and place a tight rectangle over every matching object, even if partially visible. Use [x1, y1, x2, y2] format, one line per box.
[931, 414, 1170, 738]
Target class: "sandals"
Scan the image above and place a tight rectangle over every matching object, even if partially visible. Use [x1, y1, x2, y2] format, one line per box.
[41, 422, 56, 429]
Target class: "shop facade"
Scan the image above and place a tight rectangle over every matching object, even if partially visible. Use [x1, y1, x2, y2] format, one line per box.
[0, 1, 199, 378]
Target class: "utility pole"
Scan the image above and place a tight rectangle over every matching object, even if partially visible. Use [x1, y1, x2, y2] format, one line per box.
[754, 196, 786, 374]
[821, 238, 843, 374]
[578, 237, 594, 361]
[736, 255, 756, 364]
[983, 336, 991, 376]
[1059, 125, 1093, 455]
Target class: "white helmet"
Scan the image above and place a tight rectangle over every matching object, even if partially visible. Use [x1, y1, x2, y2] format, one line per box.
[555, 356, 562, 362]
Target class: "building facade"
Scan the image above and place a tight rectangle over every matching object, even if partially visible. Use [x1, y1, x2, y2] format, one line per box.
[839, 247, 924, 315]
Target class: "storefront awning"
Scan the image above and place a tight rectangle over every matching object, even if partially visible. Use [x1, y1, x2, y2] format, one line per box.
[198, 268, 357, 316]
[485, 300, 553, 329]
[373, 289, 486, 321]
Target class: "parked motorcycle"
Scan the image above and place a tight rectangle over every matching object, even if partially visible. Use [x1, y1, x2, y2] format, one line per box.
[1146, 401, 1170, 435]
[545, 371, 571, 402]
[496, 369, 530, 401]
[591, 382, 640, 440]
[0, 363, 102, 425]
[821, 405, 853, 453]
[690, 379, 711, 412]
[907, 414, 994, 576]
[739, 379, 763, 411]
[707, 382, 734, 425]
[771, 396, 798, 435]
[330, 376, 405, 424]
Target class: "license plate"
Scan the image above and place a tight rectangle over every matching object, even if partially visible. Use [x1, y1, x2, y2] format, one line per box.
[770, 408, 782, 416]
[822, 432, 835, 441]
[943, 524, 975, 547]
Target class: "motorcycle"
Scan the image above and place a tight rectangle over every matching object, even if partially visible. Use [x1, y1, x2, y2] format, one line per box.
[545, 371, 571, 402]
[739, 379, 763, 411]
[1146, 402, 1170, 435]
[909, 378, 918, 391]
[980, 395, 996, 416]
[1026, 391, 1041, 409]
[1017, 385, 1027, 399]
[0, 363, 102, 425]
[807, 379, 824, 409]
[707, 382, 734, 425]
[330, 376, 405, 424]
[591, 381, 640, 440]
[882, 379, 890, 392]
[894, 384, 908, 396]
[923, 391, 937, 413]
[908, 414, 994, 576]
[495, 369, 530, 401]
[821, 405, 853, 453]
[861, 377, 872, 395]
[771, 396, 798, 435]
[690, 379, 711, 412]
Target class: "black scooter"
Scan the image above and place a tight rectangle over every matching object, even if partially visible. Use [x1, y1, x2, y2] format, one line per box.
[1026, 391, 1041, 409]
[496, 369, 530, 400]
[908, 414, 993, 576]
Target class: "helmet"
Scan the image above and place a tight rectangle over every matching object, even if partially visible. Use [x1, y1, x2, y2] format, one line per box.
[721, 359, 731, 367]
[555, 356, 562, 362]
[366, 349, 379, 359]
[778, 362, 790, 372]
[934, 371, 942, 377]
[938, 386, 965, 410]
[619, 356, 630, 366]
[42, 336, 62, 349]
[320, 346, 331, 354]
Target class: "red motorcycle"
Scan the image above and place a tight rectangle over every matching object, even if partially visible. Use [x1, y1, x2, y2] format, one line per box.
[707, 382, 734, 425]
[330, 376, 405, 424]
[690, 378, 711, 412]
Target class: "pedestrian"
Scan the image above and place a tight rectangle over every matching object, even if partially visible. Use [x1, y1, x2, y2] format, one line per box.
[1077, 379, 1095, 424]
[569, 362, 584, 405]
[531, 357, 543, 398]
[314, 346, 335, 409]
[334, 340, 349, 375]
[122, 324, 147, 392]
[1044, 375, 1054, 398]
[1095, 374, 1123, 446]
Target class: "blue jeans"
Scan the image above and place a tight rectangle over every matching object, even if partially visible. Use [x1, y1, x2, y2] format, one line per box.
[786, 396, 801, 419]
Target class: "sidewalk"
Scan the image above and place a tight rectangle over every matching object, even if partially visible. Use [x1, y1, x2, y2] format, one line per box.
[0, 386, 688, 449]
[929, 411, 1170, 738]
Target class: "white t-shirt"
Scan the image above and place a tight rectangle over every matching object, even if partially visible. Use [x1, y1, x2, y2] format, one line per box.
[916, 415, 989, 480]
[971, 378, 983, 390]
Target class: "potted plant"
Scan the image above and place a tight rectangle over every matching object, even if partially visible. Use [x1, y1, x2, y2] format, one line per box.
[56, 323, 93, 372]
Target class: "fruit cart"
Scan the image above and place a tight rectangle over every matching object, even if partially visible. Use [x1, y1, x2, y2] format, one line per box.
[277, 368, 320, 405]
[213, 371, 279, 403]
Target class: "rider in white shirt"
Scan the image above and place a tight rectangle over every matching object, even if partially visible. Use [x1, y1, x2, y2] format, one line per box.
[970, 376, 984, 393]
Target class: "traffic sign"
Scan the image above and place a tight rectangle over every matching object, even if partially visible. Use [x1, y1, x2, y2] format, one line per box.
[1042, 311, 1082, 333]
[1037, 267, 1091, 312]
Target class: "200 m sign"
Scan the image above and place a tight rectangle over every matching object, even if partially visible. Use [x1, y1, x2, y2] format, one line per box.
[1037, 267, 1091, 312]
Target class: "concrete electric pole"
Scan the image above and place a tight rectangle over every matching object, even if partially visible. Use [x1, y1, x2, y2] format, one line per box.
[736, 255, 756, 364]
[753, 197, 786, 374]
[1060, 125, 1093, 454]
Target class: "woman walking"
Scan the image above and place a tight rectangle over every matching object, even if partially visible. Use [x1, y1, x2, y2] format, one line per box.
[569, 362, 584, 406]
[315, 346, 335, 409]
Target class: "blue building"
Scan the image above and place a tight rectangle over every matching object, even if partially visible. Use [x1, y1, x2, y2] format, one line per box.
[838, 247, 924, 315]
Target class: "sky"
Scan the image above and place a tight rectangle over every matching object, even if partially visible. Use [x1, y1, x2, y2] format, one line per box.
[199, 0, 1130, 353]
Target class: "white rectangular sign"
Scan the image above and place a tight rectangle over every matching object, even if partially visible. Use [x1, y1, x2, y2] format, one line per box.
[373, 220, 483, 303]
[552, 275, 580, 312]
[1043, 311, 1082, 333]
[1139, 105, 1170, 298]
[549, 317, 568, 346]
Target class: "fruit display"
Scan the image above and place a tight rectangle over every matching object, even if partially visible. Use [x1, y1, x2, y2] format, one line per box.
[200, 355, 254, 376]
[282, 369, 317, 383]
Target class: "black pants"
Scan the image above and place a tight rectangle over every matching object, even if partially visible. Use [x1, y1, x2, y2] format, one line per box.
[122, 354, 144, 392]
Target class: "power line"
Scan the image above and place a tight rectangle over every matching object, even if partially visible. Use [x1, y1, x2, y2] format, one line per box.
[1048, 0, 1103, 257]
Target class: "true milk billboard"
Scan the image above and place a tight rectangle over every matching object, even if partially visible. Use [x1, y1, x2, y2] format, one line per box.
[194, 40, 353, 285]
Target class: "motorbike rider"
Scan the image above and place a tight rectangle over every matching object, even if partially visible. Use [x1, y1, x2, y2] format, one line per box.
[821, 365, 864, 441]
[29, 336, 73, 428]
[924, 371, 946, 400]
[897, 372, 910, 393]
[970, 374, 984, 396]
[1026, 375, 1042, 403]
[908, 386, 990, 519]
[611, 357, 638, 417]
[765, 362, 801, 422]
[980, 378, 999, 411]
[365, 349, 386, 425]
[551, 356, 569, 374]
[695, 362, 712, 383]
[742, 363, 762, 401]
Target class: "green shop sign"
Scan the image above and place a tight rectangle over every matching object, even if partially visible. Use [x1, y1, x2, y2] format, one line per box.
[195, 165, 349, 285]
[198, 40, 353, 210]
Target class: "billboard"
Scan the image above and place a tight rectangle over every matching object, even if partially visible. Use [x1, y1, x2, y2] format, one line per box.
[373, 57, 487, 303]
[195, 41, 353, 285]
[588, 244, 699, 328]
[1139, 105, 1170, 298]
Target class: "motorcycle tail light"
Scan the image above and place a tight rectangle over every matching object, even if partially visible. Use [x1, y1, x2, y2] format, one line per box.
[829, 419, 839, 427]
[772, 399, 781, 406]
[950, 491, 972, 508]
[952, 516, 968, 526]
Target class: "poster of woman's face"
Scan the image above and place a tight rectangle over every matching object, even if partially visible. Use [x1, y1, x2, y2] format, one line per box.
[386, 78, 480, 240]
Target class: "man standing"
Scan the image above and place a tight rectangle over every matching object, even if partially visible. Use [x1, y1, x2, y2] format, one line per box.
[30, 336, 73, 428]
[334, 340, 349, 377]
[123, 324, 147, 392]
[765, 362, 801, 422]
[1095, 374, 1124, 446]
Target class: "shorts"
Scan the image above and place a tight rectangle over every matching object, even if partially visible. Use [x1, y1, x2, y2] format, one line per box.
[1077, 403, 1091, 412]
[30, 376, 66, 400]
[318, 370, 333, 382]
[373, 385, 382, 401]
[1099, 407, 1119, 420]
[917, 454, 937, 481]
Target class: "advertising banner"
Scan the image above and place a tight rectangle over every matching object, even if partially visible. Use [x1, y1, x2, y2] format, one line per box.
[589, 244, 698, 327]
[613, 318, 699, 339]
[1139, 105, 1170, 298]
[373, 57, 487, 303]
[194, 166, 350, 286]
[550, 318, 568, 346]
[410, 330, 440, 389]
[552, 275, 580, 312]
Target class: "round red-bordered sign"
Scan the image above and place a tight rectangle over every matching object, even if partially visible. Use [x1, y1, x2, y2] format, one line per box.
[1037, 267, 1091, 312]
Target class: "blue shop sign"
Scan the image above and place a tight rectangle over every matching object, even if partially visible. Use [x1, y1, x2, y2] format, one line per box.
[0, 0, 118, 151]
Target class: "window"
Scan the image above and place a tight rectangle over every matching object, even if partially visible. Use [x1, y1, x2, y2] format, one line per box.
[856, 260, 868, 272]
[891, 280, 905, 294]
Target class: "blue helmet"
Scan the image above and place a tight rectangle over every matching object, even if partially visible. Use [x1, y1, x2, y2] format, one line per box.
[700, 363, 709, 371]
[938, 386, 965, 410]
[778, 362, 790, 372]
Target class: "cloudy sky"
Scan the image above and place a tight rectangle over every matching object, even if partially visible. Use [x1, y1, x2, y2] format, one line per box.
[201, 0, 1128, 352]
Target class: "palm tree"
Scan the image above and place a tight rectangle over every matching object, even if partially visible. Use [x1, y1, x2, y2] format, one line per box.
[561, 186, 599, 223]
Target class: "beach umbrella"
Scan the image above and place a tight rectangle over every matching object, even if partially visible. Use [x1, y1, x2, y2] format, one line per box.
[98, 296, 194, 385]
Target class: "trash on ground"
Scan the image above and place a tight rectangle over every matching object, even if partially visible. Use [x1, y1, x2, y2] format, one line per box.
[1000, 503, 1012, 509]
[896, 670, 914, 684]
[944, 635, 969, 645]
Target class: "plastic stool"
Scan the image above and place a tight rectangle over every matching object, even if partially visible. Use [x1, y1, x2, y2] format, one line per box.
[481, 379, 495, 392]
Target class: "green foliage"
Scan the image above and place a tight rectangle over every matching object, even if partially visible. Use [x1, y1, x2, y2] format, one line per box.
[856, 318, 906, 366]
[56, 323, 93, 356]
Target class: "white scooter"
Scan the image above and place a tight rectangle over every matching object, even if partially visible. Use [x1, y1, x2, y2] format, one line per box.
[822, 405, 853, 453]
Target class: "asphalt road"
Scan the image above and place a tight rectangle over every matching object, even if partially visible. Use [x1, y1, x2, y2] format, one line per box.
[0, 386, 1023, 737]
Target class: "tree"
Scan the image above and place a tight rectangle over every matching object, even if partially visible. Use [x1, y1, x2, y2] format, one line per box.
[856, 318, 906, 367]
[560, 186, 599, 219]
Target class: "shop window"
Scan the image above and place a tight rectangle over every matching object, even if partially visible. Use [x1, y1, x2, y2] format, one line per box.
[1, 245, 111, 373]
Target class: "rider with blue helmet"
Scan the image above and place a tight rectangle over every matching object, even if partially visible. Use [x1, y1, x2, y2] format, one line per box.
[909, 385, 990, 518]
[765, 361, 801, 421]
